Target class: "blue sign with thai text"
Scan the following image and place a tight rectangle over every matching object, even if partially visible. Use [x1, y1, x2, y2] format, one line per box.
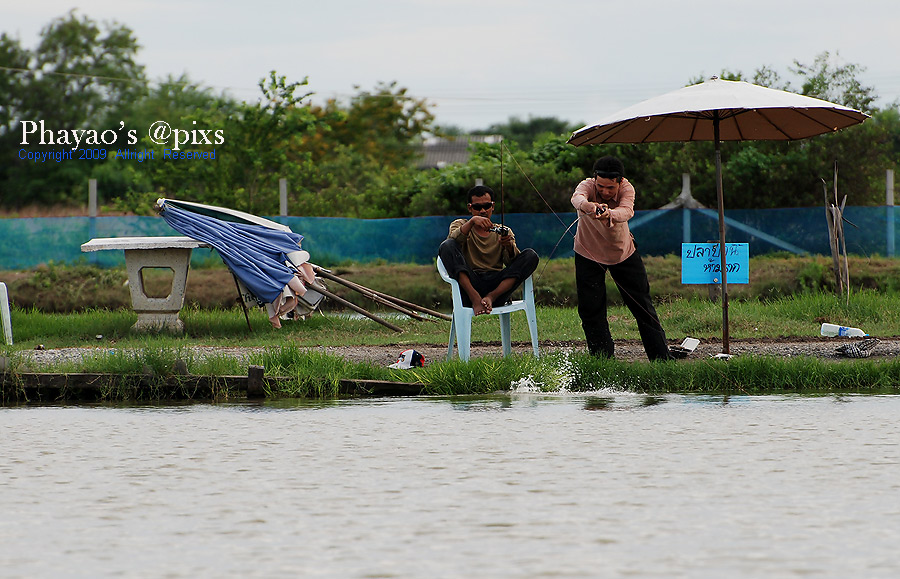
[681, 243, 749, 284]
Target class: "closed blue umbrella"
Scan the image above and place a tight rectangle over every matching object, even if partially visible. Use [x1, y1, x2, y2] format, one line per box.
[157, 200, 303, 304]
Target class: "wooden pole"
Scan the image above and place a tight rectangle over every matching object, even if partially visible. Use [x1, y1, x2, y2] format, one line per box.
[247, 365, 265, 398]
[231, 273, 253, 332]
[714, 115, 729, 354]
[325, 280, 430, 321]
[313, 266, 451, 321]
[314, 285, 403, 333]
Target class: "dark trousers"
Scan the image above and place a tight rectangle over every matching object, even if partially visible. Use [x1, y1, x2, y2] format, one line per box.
[438, 239, 539, 307]
[575, 251, 672, 361]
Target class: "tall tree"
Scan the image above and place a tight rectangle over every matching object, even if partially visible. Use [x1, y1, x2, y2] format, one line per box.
[791, 51, 877, 113]
[0, 11, 146, 206]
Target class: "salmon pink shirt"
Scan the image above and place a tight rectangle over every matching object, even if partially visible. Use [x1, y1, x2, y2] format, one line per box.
[570, 177, 636, 265]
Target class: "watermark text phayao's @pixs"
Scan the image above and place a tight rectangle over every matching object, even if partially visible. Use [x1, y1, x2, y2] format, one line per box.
[19, 120, 224, 151]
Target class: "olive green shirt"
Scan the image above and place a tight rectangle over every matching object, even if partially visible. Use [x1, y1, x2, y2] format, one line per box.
[447, 218, 520, 272]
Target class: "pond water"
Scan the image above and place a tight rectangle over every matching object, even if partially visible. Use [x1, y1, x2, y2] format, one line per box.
[3, 393, 900, 578]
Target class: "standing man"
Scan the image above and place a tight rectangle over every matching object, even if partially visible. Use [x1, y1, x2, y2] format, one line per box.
[438, 185, 539, 315]
[571, 156, 672, 361]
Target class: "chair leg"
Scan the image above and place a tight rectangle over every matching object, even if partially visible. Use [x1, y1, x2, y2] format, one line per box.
[456, 310, 473, 362]
[447, 317, 456, 361]
[500, 312, 512, 356]
[525, 302, 540, 358]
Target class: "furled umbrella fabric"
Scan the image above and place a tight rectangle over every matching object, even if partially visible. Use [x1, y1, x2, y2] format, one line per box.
[158, 201, 304, 305]
[567, 77, 868, 353]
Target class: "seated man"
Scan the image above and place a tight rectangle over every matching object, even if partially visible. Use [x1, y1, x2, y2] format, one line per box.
[438, 185, 539, 315]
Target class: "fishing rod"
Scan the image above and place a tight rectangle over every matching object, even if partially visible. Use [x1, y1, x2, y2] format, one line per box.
[500, 139, 505, 231]
[490, 139, 510, 237]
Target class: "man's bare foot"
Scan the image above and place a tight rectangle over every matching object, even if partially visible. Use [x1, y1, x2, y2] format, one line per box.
[473, 299, 489, 315]
[481, 295, 494, 314]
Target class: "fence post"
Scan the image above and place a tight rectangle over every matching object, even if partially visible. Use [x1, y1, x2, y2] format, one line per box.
[681, 173, 692, 244]
[279, 178, 288, 217]
[88, 179, 98, 263]
[888, 169, 895, 257]
[89, 179, 98, 217]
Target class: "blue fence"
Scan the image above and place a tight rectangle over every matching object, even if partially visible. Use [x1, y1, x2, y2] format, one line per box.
[1, 207, 897, 269]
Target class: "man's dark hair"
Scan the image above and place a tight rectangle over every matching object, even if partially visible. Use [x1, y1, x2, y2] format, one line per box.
[467, 185, 495, 204]
[592, 156, 625, 182]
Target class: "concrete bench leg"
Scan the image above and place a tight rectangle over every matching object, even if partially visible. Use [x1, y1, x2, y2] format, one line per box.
[124, 248, 193, 333]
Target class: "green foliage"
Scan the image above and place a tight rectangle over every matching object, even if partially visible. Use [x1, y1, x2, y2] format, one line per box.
[791, 51, 877, 113]
[479, 116, 576, 149]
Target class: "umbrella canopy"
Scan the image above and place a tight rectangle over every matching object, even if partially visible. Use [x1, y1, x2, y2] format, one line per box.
[157, 197, 293, 232]
[569, 77, 868, 146]
[567, 77, 868, 353]
[157, 200, 304, 305]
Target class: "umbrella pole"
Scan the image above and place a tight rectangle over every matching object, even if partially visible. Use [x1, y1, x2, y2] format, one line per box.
[714, 116, 730, 354]
[231, 272, 254, 332]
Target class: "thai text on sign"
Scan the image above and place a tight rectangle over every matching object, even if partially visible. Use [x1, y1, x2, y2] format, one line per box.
[681, 243, 749, 284]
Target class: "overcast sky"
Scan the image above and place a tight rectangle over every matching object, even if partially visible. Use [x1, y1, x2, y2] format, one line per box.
[6, 0, 900, 131]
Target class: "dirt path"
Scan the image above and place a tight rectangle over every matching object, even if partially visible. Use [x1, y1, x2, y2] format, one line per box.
[18, 337, 900, 368]
[313, 336, 900, 365]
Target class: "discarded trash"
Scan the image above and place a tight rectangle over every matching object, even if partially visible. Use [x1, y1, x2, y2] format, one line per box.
[389, 349, 425, 369]
[835, 338, 879, 358]
[821, 323, 867, 337]
[670, 337, 700, 359]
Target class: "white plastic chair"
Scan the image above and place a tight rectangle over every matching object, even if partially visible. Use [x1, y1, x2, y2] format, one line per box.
[436, 257, 539, 361]
[0, 282, 12, 345]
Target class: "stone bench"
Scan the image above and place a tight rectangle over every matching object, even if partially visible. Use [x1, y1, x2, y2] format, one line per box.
[81, 237, 211, 333]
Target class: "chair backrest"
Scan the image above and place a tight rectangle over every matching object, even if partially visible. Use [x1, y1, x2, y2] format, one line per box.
[435, 256, 452, 284]
[436, 257, 468, 312]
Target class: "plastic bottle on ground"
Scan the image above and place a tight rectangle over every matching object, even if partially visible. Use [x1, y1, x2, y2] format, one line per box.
[820, 323, 867, 337]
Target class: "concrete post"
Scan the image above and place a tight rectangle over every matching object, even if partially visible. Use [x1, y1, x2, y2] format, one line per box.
[888, 169, 895, 257]
[279, 178, 288, 217]
[88, 179, 98, 263]
[89, 179, 98, 217]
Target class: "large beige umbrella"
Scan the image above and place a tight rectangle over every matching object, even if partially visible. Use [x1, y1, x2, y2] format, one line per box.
[568, 77, 868, 353]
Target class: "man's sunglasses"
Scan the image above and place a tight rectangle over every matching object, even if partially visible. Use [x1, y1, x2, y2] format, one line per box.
[469, 202, 494, 211]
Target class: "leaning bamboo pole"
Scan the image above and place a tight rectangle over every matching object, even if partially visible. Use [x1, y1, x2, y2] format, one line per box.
[312, 285, 403, 333]
[312, 266, 451, 321]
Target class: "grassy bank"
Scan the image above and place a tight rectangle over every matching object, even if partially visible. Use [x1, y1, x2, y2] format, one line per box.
[4, 254, 900, 313]
[4, 346, 900, 402]
[5, 290, 900, 351]
[3, 287, 900, 400]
